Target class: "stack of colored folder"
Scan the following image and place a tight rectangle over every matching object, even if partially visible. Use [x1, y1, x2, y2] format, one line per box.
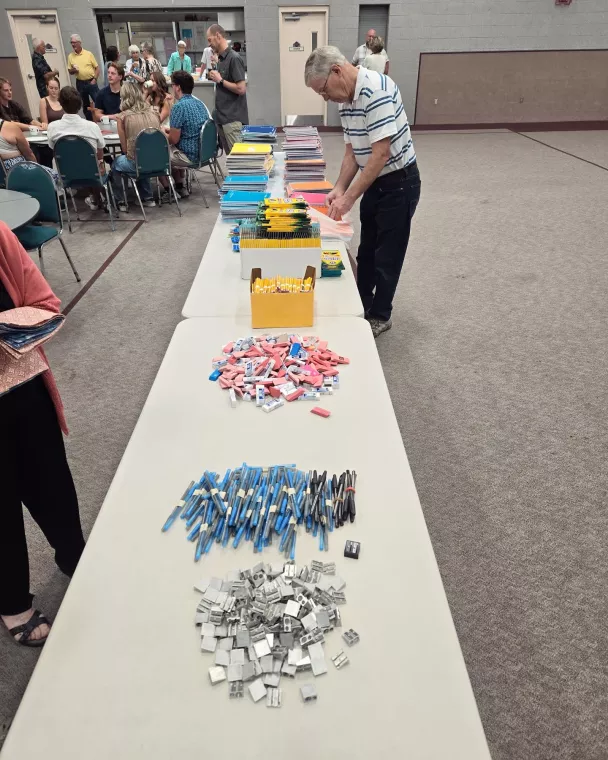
[220, 191, 271, 220]
[226, 143, 274, 176]
[240, 125, 277, 143]
[219, 175, 269, 195]
[282, 126, 326, 182]
[286, 180, 334, 196]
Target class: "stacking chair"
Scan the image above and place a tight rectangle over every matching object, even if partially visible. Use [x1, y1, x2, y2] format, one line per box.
[119, 128, 181, 220]
[53, 135, 118, 232]
[186, 119, 224, 207]
[6, 162, 80, 282]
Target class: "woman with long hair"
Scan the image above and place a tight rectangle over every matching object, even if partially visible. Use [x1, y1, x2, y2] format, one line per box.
[111, 80, 160, 211]
[39, 76, 64, 126]
[145, 70, 173, 127]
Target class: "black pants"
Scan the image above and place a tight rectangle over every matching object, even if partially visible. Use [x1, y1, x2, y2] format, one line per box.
[0, 376, 85, 616]
[32, 144, 54, 168]
[357, 163, 421, 322]
[76, 79, 99, 121]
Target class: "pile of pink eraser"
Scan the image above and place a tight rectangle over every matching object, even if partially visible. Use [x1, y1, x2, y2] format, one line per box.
[210, 334, 350, 415]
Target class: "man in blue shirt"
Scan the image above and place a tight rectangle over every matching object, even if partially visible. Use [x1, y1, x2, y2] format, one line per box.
[165, 70, 209, 198]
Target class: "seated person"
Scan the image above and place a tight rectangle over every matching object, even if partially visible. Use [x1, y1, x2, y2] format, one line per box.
[0, 77, 54, 168]
[39, 77, 64, 127]
[93, 62, 124, 122]
[0, 117, 58, 183]
[47, 86, 107, 210]
[161, 70, 209, 199]
[145, 70, 173, 128]
[110, 81, 160, 211]
[0, 77, 45, 130]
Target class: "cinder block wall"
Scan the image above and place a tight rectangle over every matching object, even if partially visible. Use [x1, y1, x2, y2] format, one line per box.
[1, 0, 608, 125]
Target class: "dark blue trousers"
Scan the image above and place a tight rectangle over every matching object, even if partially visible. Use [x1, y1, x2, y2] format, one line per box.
[357, 162, 421, 321]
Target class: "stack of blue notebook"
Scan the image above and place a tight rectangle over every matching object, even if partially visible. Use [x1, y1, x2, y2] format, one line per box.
[220, 191, 271, 220]
[240, 125, 277, 143]
[219, 175, 269, 195]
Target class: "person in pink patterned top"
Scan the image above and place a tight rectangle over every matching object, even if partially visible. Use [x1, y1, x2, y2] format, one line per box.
[0, 221, 85, 647]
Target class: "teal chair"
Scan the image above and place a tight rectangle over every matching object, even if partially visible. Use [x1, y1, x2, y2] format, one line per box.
[6, 162, 80, 282]
[53, 135, 117, 232]
[187, 119, 224, 208]
[119, 127, 181, 220]
[0, 157, 6, 188]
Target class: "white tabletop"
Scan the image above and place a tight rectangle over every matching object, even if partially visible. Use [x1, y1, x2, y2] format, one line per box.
[2, 318, 490, 760]
[182, 152, 364, 320]
[25, 131, 120, 145]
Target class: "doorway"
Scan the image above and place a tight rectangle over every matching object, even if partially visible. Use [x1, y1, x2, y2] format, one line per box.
[279, 7, 328, 126]
[8, 11, 71, 118]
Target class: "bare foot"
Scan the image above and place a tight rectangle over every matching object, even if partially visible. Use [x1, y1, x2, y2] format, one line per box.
[1, 609, 50, 643]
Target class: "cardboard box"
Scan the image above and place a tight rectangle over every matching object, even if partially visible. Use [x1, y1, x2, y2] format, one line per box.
[250, 266, 315, 328]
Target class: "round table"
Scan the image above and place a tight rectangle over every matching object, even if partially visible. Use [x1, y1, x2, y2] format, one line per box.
[0, 190, 40, 231]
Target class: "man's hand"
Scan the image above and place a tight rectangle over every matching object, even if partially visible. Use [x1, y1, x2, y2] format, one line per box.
[328, 193, 354, 220]
[207, 69, 222, 83]
[326, 186, 344, 206]
[91, 78, 96, 85]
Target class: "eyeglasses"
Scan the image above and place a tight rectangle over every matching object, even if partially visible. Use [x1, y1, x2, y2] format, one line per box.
[320, 69, 334, 97]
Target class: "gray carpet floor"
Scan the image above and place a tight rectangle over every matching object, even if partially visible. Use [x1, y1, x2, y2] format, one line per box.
[1, 132, 608, 760]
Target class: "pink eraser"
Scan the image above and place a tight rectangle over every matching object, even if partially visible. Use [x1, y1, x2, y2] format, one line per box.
[311, 407, 331, 418]
[317, 341, 328, 351]
[222, 342, 234, 353]
[286, 388, 305, 402]
[269, 387, 282, 399]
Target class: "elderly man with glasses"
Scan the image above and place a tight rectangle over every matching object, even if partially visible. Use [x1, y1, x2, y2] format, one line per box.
[67, 33, 100, 121]
[305, 45, 421, 338]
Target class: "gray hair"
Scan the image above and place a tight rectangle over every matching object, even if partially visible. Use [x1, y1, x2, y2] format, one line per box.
[141, 40, 154, 53]
[33, 38, 43, 49]
[177, 40, 187, 48]
[304, 45, 347, 86]
[128, 44, 140, 55]
[70, 34, 82, 42]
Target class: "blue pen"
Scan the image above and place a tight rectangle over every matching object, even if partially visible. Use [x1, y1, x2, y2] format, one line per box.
[187, 522, 201, 542]
[205, 471, 228, 515]
[161, 480, 195, 532]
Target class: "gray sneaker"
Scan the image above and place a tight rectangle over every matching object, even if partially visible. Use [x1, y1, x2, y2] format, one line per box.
[367, 317, 392, 338]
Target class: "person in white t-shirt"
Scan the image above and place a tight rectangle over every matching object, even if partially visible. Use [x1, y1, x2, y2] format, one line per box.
[352, 28, 389, 74]
[363, 36, 387, 74]
[199, 46, 215, 80]
[47, 86, 107, 210]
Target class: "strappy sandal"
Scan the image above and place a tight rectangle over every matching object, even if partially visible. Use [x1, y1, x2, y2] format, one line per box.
[5, 609, 51, 648]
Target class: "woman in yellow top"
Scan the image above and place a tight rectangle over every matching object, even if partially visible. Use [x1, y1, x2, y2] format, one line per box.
[67, 33, 100, 121]
[111, 81, 161, 211]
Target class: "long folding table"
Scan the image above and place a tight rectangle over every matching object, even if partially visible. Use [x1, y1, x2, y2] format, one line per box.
[1, 318, 490, 760]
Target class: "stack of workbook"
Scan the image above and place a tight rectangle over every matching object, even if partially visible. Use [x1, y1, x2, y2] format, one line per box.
[226, 143, 275, 176]
[282, 126, 326, 182]
[219, 175, 269, 195]
[239, 125, 277, 144]
[220, 191, 271, 221]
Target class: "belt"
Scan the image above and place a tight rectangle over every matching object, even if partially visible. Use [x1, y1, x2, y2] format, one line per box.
[372, 161, 419, 188]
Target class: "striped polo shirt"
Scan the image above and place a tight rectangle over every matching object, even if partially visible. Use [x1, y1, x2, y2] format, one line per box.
[339, 67, 416, 177]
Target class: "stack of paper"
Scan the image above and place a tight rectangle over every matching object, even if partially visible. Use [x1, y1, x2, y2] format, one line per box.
[219, 175, 269, 195]
[240, 125, 277, 144]
[226, 143, 275, 176]
[282, 126, 326, 182]
[220, 190, 271, 220]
